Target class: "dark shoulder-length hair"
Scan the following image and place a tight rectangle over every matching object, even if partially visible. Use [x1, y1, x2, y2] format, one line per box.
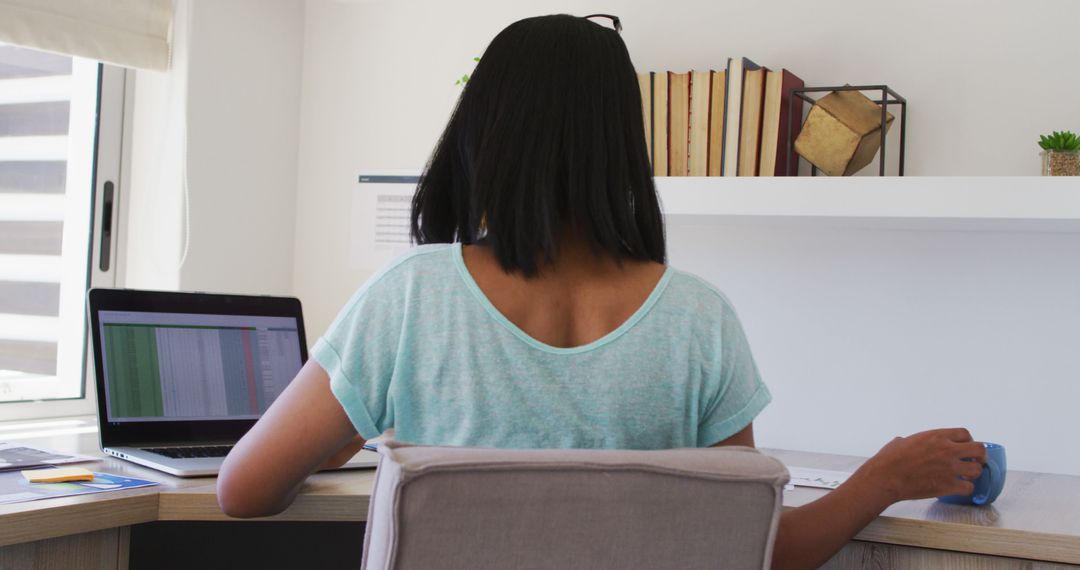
[410, 14, 665, 277]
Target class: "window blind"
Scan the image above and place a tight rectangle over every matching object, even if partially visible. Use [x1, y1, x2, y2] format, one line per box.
[0, 0, 172, 71]
[0, 44, 73, 377]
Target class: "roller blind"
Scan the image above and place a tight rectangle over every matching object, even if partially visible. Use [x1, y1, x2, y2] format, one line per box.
[0, 42, 96, 400]
[0, 0, 172, 71]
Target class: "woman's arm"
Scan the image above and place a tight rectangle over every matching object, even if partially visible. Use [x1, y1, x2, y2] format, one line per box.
[714, 425, 986, 570]
[217, 360, 365, 518]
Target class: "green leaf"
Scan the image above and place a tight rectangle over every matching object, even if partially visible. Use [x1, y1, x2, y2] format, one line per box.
[1038, 130, 1080, 150]
[454, 57, 480, 87]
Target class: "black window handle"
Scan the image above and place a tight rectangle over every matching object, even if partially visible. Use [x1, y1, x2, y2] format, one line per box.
[99, 180, 114, 271]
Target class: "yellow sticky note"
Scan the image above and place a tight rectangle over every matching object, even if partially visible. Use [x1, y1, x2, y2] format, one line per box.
[22, 467, 95, 483]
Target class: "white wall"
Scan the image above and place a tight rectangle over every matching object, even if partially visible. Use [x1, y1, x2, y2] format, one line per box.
[668, 221, 1080, 474]
[292, 0, 1080, 474]
[180, 0, 305, 295]
[123, 0, 305, 296]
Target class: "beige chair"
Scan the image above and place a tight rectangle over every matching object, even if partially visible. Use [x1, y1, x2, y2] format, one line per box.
[362, 440, 789, 569]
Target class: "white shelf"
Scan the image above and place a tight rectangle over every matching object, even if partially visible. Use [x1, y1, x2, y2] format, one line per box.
[656, 176, 1080, 232]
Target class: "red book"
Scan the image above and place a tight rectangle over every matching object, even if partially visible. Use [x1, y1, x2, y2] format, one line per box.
[758, 69, 805, 176]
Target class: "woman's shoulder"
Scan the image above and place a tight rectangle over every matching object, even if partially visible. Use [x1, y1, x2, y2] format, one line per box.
[343, 244, 458, 306]
[651, 268, 751, 355]
[372, 242, 455, 281]
[662, 267, 740, 315]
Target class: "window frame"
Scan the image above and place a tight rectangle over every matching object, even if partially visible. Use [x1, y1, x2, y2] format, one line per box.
[1, 62, 127, 421]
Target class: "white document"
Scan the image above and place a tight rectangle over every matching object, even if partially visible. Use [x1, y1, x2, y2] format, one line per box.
[351, 173, 420, 271]
[786, 467, 852, 490]
[0, 442, 98, 472]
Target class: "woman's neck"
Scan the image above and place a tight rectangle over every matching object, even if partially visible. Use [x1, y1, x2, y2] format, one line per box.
[460, 233, 666, 348]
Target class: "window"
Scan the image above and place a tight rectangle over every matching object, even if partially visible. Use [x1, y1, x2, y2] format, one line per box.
[0, 43, 123, 418]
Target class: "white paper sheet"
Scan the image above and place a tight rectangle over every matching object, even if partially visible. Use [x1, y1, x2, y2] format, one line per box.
[351, 173, 420, 270]
[786, 467, 852, 490]
[0, 442, 98, 472]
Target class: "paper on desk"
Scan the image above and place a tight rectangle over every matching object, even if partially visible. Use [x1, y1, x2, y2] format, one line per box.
[0, 470, 158, 505]
[0, 442, 98, 472]
[22, 466, 96, 483]
[786, 467, 852, 490]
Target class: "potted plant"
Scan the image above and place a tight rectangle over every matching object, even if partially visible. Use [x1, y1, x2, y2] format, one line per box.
[1038, 130, 1080, 176]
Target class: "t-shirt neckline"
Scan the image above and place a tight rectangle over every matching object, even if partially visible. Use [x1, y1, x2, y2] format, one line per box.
[451, 242, 673, 355]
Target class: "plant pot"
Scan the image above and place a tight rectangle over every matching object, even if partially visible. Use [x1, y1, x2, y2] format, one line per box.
[1042, 150, 1080, 176]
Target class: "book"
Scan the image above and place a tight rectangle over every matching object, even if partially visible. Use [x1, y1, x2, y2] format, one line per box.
[758, 69, 805, 176]
[651, 71, 668, 176]
[737, 64, 767, 176]
[687, 70, 711, 176]
[721, 58, 760, 176]
[667, 71, 691, 176]
[707, 68, 727, 176]
[0, 470, 158, 505]
[637, 71, 652, 167]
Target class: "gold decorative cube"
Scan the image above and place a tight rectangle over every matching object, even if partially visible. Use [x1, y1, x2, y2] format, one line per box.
[794, 89, 894, 176]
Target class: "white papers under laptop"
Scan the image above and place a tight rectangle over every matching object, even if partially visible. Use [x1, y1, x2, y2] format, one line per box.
[87, 288, 379, 477]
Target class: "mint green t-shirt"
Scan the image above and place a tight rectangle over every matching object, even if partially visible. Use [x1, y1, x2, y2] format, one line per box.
[311, 243, 770, 449]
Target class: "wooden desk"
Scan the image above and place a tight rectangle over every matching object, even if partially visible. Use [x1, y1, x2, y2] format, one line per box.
[0, 427, 377, 569]
[770, 449, 1080, 569]
[2, 424, 1079, 569]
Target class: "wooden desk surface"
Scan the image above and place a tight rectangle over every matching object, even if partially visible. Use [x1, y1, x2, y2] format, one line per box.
[3, 422, 1079, 565]
[770, 448, 1080, 565]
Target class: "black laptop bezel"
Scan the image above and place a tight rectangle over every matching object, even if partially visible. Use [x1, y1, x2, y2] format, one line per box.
[87, 288, 308, 448]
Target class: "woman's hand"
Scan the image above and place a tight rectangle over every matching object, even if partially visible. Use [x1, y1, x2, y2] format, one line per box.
[851, 427, 988, 504]
[773, 427, 987, 570]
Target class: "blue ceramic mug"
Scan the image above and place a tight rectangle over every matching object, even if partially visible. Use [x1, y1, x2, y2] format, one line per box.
[939, 442, 1006, 505]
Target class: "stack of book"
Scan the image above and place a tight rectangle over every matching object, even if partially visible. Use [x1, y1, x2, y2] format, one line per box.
[637, 58, 804, 176]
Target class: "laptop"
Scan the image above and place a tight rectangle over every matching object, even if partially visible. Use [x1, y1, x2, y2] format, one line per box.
[87, 288, 380, 477]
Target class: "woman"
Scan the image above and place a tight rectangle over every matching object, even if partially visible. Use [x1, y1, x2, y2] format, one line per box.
[218, 14, 986, 569]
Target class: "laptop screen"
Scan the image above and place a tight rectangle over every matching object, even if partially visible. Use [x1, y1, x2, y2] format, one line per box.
[97, 310, 303, 423]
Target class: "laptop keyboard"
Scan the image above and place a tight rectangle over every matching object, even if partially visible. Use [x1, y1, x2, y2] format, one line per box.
[142, 445, 233, 459]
